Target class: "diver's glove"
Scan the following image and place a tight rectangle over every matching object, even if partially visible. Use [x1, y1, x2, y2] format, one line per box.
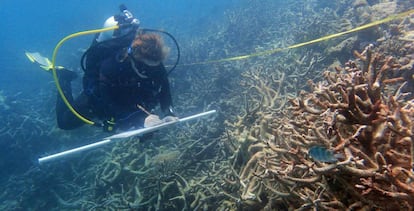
[103, 117, 116, 132]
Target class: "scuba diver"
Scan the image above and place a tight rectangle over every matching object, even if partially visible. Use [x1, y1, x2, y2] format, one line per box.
[28, 5, 178, 132]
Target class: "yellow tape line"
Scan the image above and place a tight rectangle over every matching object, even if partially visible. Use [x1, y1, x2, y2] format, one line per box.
[181, 9, 414, 66]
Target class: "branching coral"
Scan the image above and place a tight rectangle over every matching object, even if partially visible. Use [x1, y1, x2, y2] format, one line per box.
[225, 45, 414, 210]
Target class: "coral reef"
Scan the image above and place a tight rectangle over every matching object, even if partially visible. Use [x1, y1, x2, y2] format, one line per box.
[229, 46, 414, 209]
[1, 1, 414, 210]
[220, 10, 414, 207]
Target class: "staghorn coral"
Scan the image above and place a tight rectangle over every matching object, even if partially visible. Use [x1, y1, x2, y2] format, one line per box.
[225, 45, 414, 210]
[221, 59, 301, 209]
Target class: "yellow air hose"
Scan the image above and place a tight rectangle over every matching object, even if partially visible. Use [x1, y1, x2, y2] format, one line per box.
[51, 25, 119, 126]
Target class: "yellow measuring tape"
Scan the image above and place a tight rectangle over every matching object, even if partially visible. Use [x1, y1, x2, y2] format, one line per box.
[181, 8, 414, 66]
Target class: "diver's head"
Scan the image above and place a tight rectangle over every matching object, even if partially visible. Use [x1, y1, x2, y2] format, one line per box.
[129, 33, 170, 66]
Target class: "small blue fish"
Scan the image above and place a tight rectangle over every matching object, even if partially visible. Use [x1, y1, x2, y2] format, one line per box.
[308, 146, 342, 163]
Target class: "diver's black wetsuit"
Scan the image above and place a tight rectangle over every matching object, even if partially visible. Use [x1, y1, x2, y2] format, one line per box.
[56, 52, 173, 131]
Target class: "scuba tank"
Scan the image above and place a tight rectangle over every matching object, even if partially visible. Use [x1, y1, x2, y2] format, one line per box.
[81, 4, 140, 97]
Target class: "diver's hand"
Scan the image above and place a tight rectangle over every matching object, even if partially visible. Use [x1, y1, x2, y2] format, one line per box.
[144, 114, 163, 128]
[162, 116, 179, 123]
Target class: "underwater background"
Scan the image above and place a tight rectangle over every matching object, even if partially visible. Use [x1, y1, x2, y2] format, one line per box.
[1, 0, 414, 210]
[0, 0, 235, 174]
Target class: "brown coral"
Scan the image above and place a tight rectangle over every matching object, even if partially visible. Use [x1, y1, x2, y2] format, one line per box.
[228, 46, 414, 210]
